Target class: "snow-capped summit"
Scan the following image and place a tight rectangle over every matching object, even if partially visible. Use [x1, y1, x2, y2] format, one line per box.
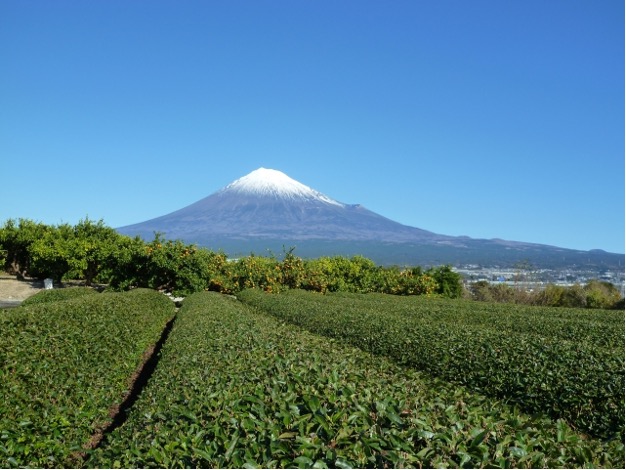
[221, 168, 343, 206]
[118, 166, 438, 246]
[116, 167, 622, 268]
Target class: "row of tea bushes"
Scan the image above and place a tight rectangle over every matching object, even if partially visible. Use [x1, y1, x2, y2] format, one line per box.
[325, 291, 624, 348]
[20, 286, 98, 307]
[87, 292, 623, 468]
[238, 289, 625, 441]
[0, 289, 175, 468]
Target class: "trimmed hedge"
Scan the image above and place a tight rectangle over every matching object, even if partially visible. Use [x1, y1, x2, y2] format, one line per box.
[0, 289, 175, 468]
[21, 287, 98, 307]
[87, 292, 623, 468]
[238, 289, 625, 441]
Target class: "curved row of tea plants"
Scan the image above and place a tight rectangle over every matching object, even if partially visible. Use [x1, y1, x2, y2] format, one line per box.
[327, 291, 624, 348]
[87, 292, 624, 468]
[0, 289, 175, 468]
[238, 289, 625, 441]
[20, 286, 98, 307]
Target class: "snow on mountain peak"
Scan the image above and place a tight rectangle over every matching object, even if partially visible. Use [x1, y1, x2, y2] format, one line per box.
[222, 168, 343, 206]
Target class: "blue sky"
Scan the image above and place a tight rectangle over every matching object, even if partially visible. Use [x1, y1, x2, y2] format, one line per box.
[1, 0, 623, 253]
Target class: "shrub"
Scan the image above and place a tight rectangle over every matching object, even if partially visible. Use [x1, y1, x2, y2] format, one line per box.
[0, 219, 52, 278]
[426, 265, 463, 298]
[469, 280, 624, 310]
[239, 289, 625, 441]
[534, 284, 567, 307]
[584, 280, 623, 309]
[223, 254, 281, 293]
[0, 289, 175, 467]
[88, 292, 624, 468]
[21, 287, 98, 307]
[105, 234, 227, 296]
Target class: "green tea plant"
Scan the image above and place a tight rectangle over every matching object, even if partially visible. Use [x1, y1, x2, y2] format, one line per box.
[87, 292, 623, 468]
[21, 286, 98, 307]
[0, 289, 175, 468]
[239, 289, 625, 441]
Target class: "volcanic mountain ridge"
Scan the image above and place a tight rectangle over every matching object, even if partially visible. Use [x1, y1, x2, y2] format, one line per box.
[117, 168, 623, 269]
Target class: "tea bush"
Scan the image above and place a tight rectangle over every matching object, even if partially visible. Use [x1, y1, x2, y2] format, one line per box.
[21, 287, 98, 306]
[239, 289, 625, 441]
[87, 292, 624, 468]
[0, 289, 175, 468]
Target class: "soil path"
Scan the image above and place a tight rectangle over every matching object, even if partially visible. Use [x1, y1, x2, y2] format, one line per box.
[0, 276, 44, 307]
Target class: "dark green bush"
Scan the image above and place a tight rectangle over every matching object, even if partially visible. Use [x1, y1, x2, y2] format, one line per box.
[21, 287, 98, 307]
[0, 289, 175, 467]
[88, 292, 624, 468]
[0, 219, 51, 277]
[239, 289, 625, 441]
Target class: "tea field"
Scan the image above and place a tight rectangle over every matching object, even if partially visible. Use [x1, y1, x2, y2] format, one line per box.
[1, 289, 624, 468]
[238, 290, 625, 441]
[0, 289, 175, 468]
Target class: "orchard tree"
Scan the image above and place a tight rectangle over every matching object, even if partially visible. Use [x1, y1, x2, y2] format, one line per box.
[280, 247, 305, 289]
[70, 218, 122, 285]
[103, 234, 148, 291]
[0, 218, 50, 277]
[29, 223, 73, 282]
[427, 265, 463, 298]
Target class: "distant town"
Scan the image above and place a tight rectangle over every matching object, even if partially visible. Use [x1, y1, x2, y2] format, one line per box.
[454, 265, 626, 296]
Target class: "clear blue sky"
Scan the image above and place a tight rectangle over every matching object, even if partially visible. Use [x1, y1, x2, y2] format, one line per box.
[1, 0, 623, 253]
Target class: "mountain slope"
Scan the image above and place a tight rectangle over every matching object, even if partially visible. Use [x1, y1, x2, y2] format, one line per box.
[117, 168, 624, 269]
[119, 168, 443, 243]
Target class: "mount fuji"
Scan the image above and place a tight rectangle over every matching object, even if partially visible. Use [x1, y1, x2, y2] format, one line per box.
[117, 168, 623, 269]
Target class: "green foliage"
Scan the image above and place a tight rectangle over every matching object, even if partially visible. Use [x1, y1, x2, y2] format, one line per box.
[88, 233, 226, 296]
[87, 292, 624, 468]
[0, 289, 175, 468]
[472, 280, 625, 309]
[28, 223, 74, 282]
[68, 219, 122, 285]
[135, 235, 222, 295]
[534, 284, 566, 307]
[279, 247, 306, 290]
[60, 219, 462, 297]
[1, 218, 125, 284]
[0, 219, 51, 277]
[21, 287, 98, 307]
[468, 282, 537, 304]
[560, 283, 588, 308]
[227, 253, 284, 293]
[584, 280, 623, 309]
[5, 218, 619, 307]
[300, 256, 457, 296]
[390, 267, 438, 295]
[239, 289, 625, 441]
[302, 255, 375, 293]
[99, 234, 147, 291]
[426, 265, 463, 298]
[0, 218, 476, 299]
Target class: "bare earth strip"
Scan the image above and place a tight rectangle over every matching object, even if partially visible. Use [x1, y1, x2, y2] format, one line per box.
[0, 276, 44, 307]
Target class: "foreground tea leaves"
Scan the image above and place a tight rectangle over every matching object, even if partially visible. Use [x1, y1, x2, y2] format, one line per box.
[88, 292, 623, 468]
[239, 289, 624, 441]
[0, 289, 175, 468]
